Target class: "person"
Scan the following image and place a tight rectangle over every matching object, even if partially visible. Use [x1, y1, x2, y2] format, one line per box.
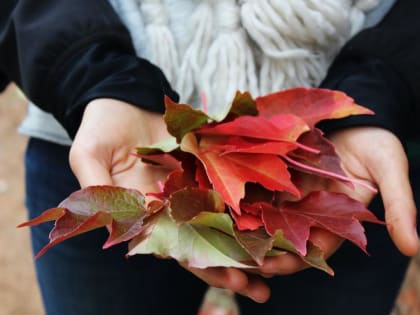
[0, 1, 419, 314]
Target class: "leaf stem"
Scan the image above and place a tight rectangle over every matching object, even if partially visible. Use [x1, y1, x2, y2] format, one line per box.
[283, 155, 378, 193]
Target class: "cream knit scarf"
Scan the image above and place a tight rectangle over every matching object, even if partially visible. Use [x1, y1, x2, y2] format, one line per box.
[109, 0, 381, 115]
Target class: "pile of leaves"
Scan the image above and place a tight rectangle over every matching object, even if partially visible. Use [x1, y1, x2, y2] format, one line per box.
[20, 88, 382, 275]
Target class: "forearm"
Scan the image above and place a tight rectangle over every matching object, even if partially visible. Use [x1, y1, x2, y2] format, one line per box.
[0, 0, 177, 137]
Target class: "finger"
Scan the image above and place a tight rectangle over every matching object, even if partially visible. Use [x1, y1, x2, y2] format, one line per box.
[259, 252, 307, 275]
[112, 162, 169, 192]
[69, 151, 113, 187]
[309, 228, 343, 259]
[370, 147, 419, 256]
[238, 273, 271, 303]
[186, 266, 248, 292]
[186, 266, 270, 303]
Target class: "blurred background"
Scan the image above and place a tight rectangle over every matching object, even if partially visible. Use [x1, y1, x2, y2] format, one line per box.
[0, 85, 419, 315]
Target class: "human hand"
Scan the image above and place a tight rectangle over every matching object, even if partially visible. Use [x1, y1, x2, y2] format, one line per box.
[70, 98, 171, 189]
[329, 127, 418, 256]
[69, 98, 271, 303]
[258, 126, 419, 276]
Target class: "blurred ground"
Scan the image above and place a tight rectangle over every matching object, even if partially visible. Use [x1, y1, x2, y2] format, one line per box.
[0, 85, 44, 315]
[0, 85, 419, 315]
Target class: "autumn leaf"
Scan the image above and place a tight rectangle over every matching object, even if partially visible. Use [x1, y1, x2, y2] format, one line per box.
[169, 187, 225, 223]
[128, 211, 255, 268]
[196, 114, 309, 142]
[18, 186, 153, 258]
[233, 227, 277, 266]
[288, 129, 347, 178]
[181, 132, 245, 213]
[164, 96, 210, 142]
[233, 227, 333, 274]
[136, 136, 179, 155]
[228, 91, 258, 117]
[256, 87, 373, 127]
[261, 191, 382, 256]
[181, 133, 300, 213]
[216, 136, 299, 156]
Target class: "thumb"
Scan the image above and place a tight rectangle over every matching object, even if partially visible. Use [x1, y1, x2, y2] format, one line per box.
[69, 134, 114, 188]
[369, 139, 418, 256]
[69, 153, 114, 188]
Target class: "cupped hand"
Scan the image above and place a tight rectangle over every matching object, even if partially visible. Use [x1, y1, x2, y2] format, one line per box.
[70, 98, 170, 190]
[69, 98, 271, 303]
[329, 127, 418, 256]
[258, 126, 418, 276]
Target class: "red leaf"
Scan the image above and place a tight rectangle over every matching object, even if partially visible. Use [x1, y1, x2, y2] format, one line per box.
[223, 153, 300, 197]
[214, 136, 299, 156]
[256, 87, 373, 127]
[19, 186, 151, 257]
[261, 191, 382, 255]
[148, 169, 198, 200]
[195, 160, 213, 190]
[17, 208, 65, 227]
[196, 114, 309, 142]
[181, 133, 246, 214]
[287, 129, 349, 182]
[39, 211, 113, 258]
[233, 227, 275, 265]
[169, 187, 225, 223]
[231, 210, 263, 231]
[182, 133, 300, 213]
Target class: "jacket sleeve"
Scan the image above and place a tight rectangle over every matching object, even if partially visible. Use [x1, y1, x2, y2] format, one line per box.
[0, 70, 9, 92]
[319, 0, 420, 142]
[0, 0, 178, 138]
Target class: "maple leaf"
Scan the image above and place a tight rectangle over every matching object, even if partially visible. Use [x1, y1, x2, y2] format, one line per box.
[231, 226, 333, 274]
[288, 129, 347, 179]
[18, 186, 157, 258]
[256, 87, 373, 127]
[196, 114, 309, 142]
[181, 133, 300, 213]
[216, 136, 299, 156]
[261, 191, 382, 256]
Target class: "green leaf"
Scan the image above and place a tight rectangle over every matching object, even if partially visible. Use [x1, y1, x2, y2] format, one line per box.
[303, 242, 334, 275]
[188, 212, 236, 236]
[164, 96, 210, 142]
[228, 91, 258, 117]
[128, 211, 255, 268]
[271, 230, 333, 275]
[136, 137, 179, 155]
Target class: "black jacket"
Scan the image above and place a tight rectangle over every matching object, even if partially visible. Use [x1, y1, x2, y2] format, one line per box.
[0, 0, 419, 140]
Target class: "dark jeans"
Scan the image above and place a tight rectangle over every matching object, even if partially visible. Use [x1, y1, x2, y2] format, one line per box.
[25, 138, 417, 315]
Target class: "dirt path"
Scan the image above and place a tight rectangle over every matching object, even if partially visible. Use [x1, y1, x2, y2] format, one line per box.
[0, 85, 419, 315]
[0, 85, 44, 314]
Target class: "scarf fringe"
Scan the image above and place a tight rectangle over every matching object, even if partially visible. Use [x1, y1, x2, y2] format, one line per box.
[110, 0, 381, 110]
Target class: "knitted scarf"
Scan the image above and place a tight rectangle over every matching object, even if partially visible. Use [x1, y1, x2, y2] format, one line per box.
[109, 0, 383, 115]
